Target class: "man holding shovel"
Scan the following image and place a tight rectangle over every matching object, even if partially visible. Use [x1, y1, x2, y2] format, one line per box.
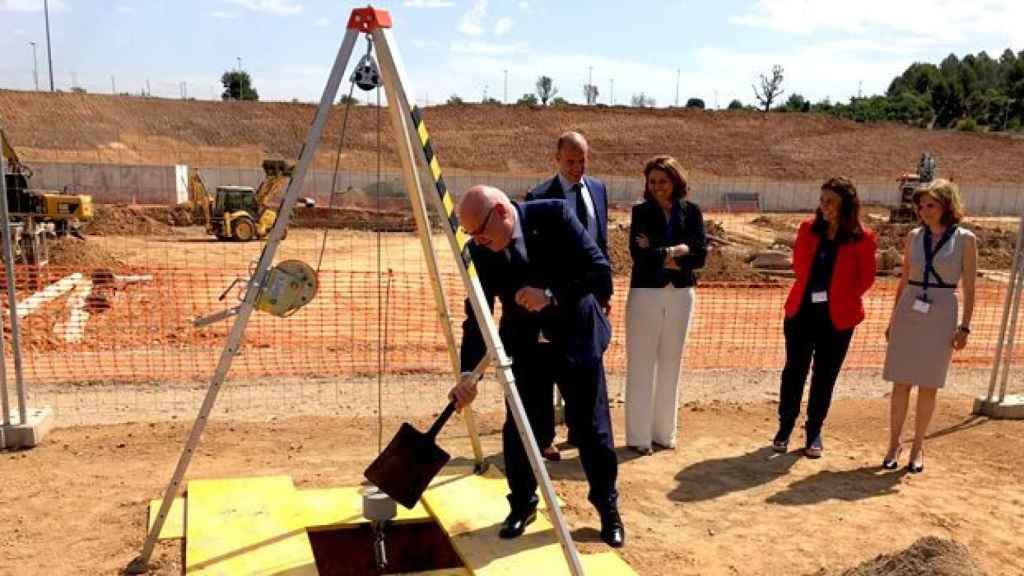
[449, 185, 624, 548]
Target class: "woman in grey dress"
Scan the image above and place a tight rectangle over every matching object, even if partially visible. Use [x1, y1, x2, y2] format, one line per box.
[882, 179, 977, 473]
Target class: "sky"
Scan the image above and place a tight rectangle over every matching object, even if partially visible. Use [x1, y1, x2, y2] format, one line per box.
[1, 0, 1022, 108]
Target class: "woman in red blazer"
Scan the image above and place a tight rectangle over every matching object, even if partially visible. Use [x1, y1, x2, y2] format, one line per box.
[774, 177, 877, 457]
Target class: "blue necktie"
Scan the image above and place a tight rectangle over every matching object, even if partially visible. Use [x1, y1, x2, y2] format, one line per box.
[572, 183, 589, 231]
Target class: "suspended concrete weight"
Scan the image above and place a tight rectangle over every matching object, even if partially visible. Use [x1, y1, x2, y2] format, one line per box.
[1, 406, 55, 449]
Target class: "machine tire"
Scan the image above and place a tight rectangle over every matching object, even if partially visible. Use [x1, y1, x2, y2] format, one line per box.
[233, 216, 257, 242]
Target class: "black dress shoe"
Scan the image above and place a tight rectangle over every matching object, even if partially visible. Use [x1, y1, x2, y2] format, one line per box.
[499, 508, 537, 539]
[600, 509, 625, 548]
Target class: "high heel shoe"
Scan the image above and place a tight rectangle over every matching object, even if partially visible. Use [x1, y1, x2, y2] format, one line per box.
[907, 450, 924, 474]
[882, 446, 902, 470]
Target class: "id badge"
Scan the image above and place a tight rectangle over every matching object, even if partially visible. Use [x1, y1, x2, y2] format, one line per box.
[811, 290, 828, 304]
[912, 297, 931, 314]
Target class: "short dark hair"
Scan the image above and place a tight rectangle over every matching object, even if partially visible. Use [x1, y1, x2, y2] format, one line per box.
[642, 156, 690, 202]
[812, 176, 864, 243]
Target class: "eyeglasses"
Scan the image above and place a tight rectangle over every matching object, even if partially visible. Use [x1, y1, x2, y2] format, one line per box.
[461, 205, 496, 237]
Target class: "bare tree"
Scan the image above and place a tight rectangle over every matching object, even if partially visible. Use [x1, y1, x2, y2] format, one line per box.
[752, 64, 785, 112]
[535, 76, 558, 105]
[630, 92, 656, 108]
[583, 83, 599, 105]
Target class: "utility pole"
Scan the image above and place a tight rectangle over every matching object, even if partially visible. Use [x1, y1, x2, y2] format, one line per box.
[675, 68, 680, 107]
[146, 78, 151, 97]
[503, 68, 508, 104]
[44, 0, 55, 91]
[610, 78, 614, 106]
[714, 89, 719, 110]
[111, 75, 116, 94]
[29, 42, 39, 91]
[236, 56, 242, 71]
[70, 71, 77, 90]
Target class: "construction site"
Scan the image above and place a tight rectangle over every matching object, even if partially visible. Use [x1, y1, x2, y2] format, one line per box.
[2, 9, 1024, 575]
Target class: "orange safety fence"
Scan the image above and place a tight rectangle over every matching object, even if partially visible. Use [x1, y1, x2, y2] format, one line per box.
[4, 267, 1021, 386]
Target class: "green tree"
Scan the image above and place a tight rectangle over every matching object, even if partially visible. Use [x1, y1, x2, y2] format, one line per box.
[551, 96, 570, 106]
[726, 99, 745, 110]
[446, 94, 464, 105]
[779, 93, 810, 112]
[516, 93, 539, 106]
[221, 70, 258, 100]
[752, 64, 784, 112]
[685, 97, 705, 109]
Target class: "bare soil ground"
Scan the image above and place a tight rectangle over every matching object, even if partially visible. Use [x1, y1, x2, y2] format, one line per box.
[4, 90, 1024, 183]
[1, 389, 1022, 576]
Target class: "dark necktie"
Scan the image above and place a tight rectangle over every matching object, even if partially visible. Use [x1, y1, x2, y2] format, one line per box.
[572, 183, 589, 230]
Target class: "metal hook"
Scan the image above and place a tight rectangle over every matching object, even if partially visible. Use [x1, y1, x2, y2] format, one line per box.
[350, 34, 381, 92]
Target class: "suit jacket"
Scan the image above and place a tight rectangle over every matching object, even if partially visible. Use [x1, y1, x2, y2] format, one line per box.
[460, 200, 613, 373]
[628, 198, 707, 288]
[784, 218, 878, 330]
[526, 174, 609, 259]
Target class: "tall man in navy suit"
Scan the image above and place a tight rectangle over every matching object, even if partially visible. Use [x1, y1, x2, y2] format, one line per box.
[450, 185, 624, 548]
[526, 131, 611, 461]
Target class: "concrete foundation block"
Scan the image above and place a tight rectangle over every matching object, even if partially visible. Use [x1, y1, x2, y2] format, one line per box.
[1, 406, 55, 449]
[973, 394, 1024, 420]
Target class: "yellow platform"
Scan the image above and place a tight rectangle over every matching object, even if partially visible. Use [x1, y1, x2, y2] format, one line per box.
[148, 467, 635, 575]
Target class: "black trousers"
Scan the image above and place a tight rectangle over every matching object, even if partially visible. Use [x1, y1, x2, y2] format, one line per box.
[528, 342, 563, 449]
[778, 303, 854, 445]
[504, 353, 618, 514]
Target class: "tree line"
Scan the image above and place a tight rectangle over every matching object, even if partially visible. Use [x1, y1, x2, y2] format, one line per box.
[769, 49, 1024, 132]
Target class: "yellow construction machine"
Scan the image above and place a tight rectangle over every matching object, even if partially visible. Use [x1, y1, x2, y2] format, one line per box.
[2, 131, 95, 264]
[189, 159, 303, 241]
[890, 153, 936, 223]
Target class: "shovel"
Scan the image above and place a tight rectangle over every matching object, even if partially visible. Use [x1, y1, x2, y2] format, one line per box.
[364, 401, 458, 509]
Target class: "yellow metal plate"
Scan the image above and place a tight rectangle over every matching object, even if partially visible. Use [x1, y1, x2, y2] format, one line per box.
[184, 476, 316, 575]
[147, 497, 185, 540]
[421, 465, 634, 575]
[297, 486, 432, 530]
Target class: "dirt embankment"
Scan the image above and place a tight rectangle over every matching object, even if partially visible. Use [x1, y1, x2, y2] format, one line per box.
[828, 536, 987, 576]
[4, 89, 1024, 183]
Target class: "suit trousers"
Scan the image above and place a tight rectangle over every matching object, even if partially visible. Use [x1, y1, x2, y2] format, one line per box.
[503, 354, 619, 514]
[624, 286, 695, 449]
[778, 302, 854, 445]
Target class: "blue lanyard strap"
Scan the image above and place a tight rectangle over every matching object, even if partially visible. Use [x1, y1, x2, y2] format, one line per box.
[921, 225, 956, 299]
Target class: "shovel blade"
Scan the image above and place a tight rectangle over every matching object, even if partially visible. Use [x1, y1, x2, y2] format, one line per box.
[364, 423, 451, 509]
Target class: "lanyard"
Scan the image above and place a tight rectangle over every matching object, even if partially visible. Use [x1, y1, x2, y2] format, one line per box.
[921, 225, 956, 300]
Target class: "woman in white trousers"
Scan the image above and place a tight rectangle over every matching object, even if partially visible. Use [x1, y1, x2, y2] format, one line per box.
[625, 156, 707, 455]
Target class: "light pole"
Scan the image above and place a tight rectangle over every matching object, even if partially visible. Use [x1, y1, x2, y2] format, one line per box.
[675, 68, 680, 107]
[588, 66, 593, 105]
[236, 56, 242, 71]
[610, 78, 614, 106]
[503, 68, 508, 104]
[29, 42, 39, 91]
[44, 0, 55, 91]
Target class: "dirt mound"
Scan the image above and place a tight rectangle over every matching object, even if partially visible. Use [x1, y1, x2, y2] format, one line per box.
[291, 206, 417, 232]
[83, 205, 176, 236]
[140, 204, 195, 227]
[835, 537, 987, 576]
[4, 89, 1024, 183]
[47, 236, 126, 268]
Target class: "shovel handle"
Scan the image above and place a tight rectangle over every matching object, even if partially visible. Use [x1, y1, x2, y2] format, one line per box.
[427, 401, 457, 440]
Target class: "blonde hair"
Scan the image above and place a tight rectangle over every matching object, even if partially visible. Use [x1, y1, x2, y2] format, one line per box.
[912, 178, 964, 225]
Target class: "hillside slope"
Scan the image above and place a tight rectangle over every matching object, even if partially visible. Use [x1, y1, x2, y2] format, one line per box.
[1, 89, 1022, 183]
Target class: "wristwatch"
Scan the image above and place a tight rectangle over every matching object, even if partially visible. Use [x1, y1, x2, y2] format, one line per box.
[544, 288, 556, 306]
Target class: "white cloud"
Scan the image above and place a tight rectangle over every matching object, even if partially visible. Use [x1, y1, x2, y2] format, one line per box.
[450, 41, 527, 56]
[1, 0, 69, 12]
[518, 1, 530, 12]
[13, 27, 25, 36]
[412, 38, 443, 50]
[494, 17, 514, 37]
[733, 0, 1024, 47]
[211, 11, 238, 19]
[314, 16, 330, 27]
[403, 0, 455, 7]
[458, 0, 487, 36]
[224, 0, 303, 16]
